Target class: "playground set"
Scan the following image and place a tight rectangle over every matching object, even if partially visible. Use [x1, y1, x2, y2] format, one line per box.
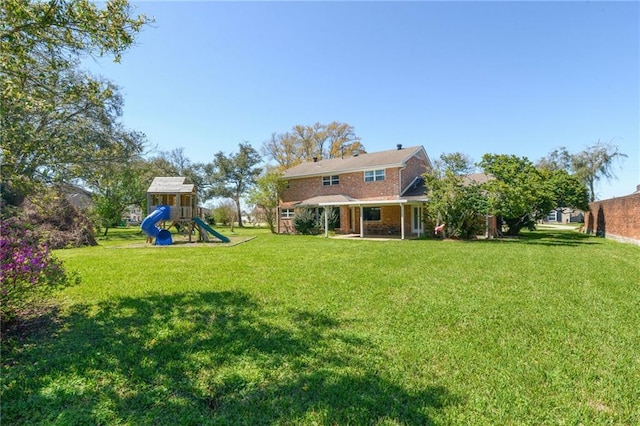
[140, 177, 229, 245]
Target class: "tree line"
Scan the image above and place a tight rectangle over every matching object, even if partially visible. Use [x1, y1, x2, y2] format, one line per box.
[424, 141, 626, 238]
[1, 1, 626, 240]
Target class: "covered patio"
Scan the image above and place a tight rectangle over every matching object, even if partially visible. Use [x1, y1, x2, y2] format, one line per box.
[293, 195, 429, 240]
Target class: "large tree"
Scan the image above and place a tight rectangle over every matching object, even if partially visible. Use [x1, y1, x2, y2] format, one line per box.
[423, 153, 486, 239]
[203, 143, 262, 228]
[246, 166, 288, 233]
[1, 0, 150, 194]
[262, 121, 365, 169]
[538, 141, 627, 202]
[570, 141, 627, 202]
[90, 165, 146, 236]
[81, 130, 148, 236]
[480, 154, 555, 236]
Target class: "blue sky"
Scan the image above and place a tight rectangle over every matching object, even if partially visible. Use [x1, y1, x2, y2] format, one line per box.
[87, 1, 639, 200]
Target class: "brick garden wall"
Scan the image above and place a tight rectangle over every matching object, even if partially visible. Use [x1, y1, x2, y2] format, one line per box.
[584, 188, 640, 245]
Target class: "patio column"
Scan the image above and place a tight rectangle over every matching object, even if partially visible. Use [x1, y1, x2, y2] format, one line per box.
[359, 205, 364, 238]
[400, 203, 405, 240]
[324, 206, 329, 238]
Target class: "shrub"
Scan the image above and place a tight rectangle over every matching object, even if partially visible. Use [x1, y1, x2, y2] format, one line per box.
[321, 207, 340, 230]
[293, 208, 320, 235]
[0, 219, 75, 329]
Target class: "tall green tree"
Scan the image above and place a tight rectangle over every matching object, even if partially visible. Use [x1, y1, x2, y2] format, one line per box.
[571, 141, 627, 202]
[538, 168, 589, 213]
[538, 141, 627, 202]
[81, 130, 148, 236]
[1, 0, 150, 194]
[91, 165, 146, 236]
[246, 167, 287, 233]
[262, 122, 365, 170]
[433, 152, 476, 176]
[423, 153, 486, 239]
[203, 143, 262, 228]
[480, 154, 554, 236]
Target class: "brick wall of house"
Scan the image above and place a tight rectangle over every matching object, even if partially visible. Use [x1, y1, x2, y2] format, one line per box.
[401, 155, 430, 192]
[278, 150, 429, 235]
[282, 167, 403, 203]
[584, 189, 640, 244]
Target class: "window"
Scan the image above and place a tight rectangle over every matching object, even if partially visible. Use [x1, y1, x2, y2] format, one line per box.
[281, 208, 294, 219]
[363, 207, 381, 221]
[364, 169, 385, 182]
[322, 175, 339, 186]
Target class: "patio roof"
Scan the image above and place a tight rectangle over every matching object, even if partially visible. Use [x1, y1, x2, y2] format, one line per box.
[292, 194, 427, 207]
[295, 194, 359, 206]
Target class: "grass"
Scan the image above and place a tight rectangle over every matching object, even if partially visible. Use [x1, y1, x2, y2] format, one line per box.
[2, 227, 639, 425]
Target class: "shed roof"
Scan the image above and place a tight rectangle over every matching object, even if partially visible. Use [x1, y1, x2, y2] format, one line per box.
[282, 146, 429, 179]
[147, 177, 194, 193]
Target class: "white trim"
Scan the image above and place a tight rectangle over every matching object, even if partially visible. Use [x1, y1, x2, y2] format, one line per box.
[284, 163, 405, 180]
[411, 206, 423, 235]
[324, 206, 329, 237]
[400, 204, 405, 240]
[319, 199, 410, 207]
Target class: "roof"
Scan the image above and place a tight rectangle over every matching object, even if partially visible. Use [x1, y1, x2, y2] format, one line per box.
[59, 183, 93, 210]
[296, 194, 359, 206]
[293, 193, 428, 207]
[401, 176, 426, 197]
[147, 177, 195, 193]
[461, 173, 493, 186]
[282, 146, 429, 179]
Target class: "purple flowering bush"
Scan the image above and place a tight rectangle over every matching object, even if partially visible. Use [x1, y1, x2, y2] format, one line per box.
[1, 218, 73, 327]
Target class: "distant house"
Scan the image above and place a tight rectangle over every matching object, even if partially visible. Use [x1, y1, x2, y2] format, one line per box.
[59, 183, 93, 210]
[278, 145, 432, 239]
[544, 208, 584, 224]
[122, 205, 143, 225]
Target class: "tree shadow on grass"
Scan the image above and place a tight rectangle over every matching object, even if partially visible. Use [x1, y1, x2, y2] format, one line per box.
[2, 291, 458, 425]
[463, 230, 601, 247]
[517, 230, 602, 247]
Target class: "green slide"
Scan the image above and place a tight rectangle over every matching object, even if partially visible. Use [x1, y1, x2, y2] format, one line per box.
[193, 217, 230, 243]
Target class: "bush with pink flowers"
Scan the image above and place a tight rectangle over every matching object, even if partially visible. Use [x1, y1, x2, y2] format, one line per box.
[1, 218, 74, 328]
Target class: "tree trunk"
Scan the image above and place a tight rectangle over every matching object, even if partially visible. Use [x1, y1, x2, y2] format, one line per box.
[589, 178, 596, 202]
[503, 215, 529, 236]
[235, 198, 243, 227]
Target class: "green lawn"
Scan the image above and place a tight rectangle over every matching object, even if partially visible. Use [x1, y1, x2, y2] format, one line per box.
[2, 227, 639, 425]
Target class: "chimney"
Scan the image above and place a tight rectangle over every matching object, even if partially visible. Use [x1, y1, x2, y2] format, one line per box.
[397, 144, 403, 150]
[312, 157, 318, 163]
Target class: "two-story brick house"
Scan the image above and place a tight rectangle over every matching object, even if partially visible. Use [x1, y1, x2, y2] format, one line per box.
[278, 145, 432, 239]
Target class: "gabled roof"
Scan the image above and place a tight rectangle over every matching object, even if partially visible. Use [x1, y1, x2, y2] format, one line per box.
[282, 146, 430, 179]
[147, 177, 194, 193]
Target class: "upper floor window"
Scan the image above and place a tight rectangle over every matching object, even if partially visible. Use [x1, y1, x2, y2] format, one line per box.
[364, 169, 385, 182]
[322, 175, 340, 186]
